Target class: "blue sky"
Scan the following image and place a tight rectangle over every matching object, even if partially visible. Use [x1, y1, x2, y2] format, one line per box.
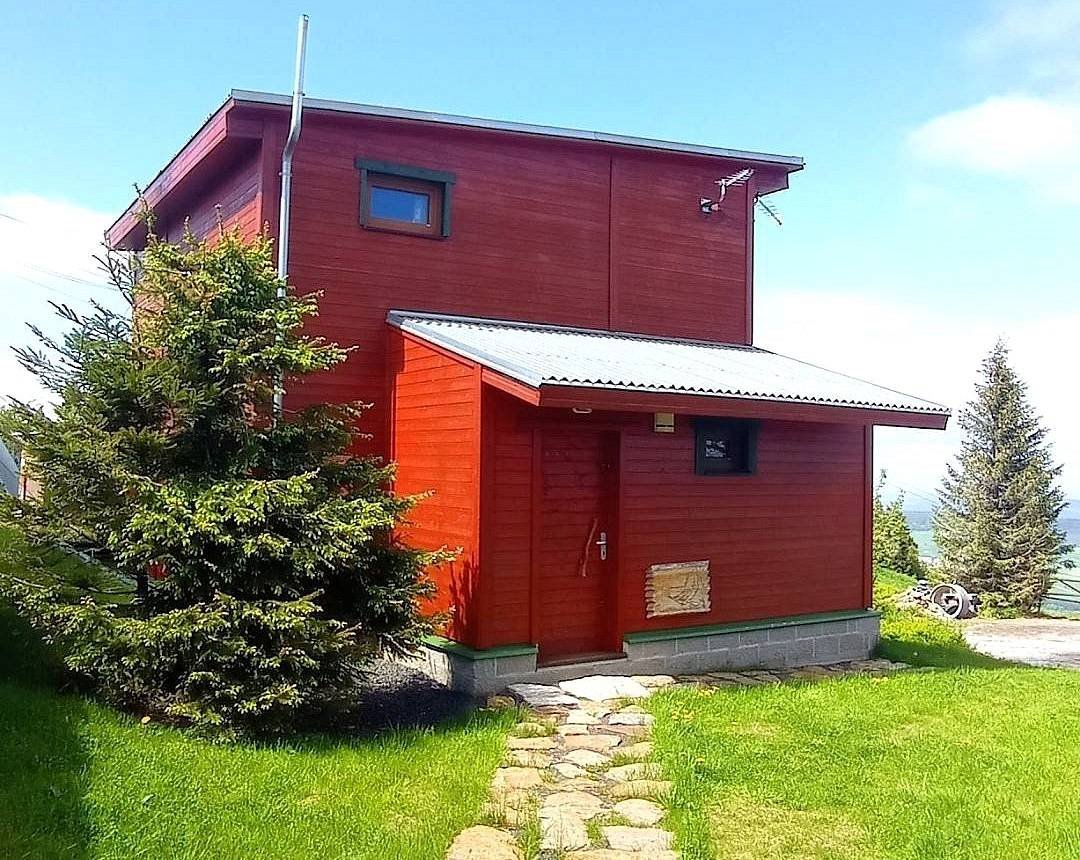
[2, 1, 1079, 500]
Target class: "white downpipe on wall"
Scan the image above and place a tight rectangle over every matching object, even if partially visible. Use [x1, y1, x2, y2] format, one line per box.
[274, 13, 309, 421]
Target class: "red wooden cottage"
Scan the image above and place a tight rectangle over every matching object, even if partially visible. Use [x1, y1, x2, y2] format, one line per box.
[107, 90, 948, 692]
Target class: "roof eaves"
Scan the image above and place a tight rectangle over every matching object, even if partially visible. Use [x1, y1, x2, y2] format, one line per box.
[106, 94, 237, 247]
[538, 379, 946, 414]
[231, 89, 805, 169]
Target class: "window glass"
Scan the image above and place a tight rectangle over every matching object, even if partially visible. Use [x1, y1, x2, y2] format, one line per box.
[370, 185, 430, 225]
[694, 419, 757, 475]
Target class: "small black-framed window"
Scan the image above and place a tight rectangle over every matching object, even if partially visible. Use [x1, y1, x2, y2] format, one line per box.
[356, 159, 456, 238]
[694, 418, 758, 476]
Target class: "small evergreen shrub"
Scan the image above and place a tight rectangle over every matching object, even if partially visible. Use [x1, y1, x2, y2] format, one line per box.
[872, 477, 924, 579]
[0, 223, 447, 735]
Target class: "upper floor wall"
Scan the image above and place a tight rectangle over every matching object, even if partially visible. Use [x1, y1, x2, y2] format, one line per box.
[286, 108, 784, 345]
[110, 94, 801, 347]
[107, 95, 801, 451]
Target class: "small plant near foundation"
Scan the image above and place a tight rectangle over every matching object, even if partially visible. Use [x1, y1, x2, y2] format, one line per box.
[476, 804, 501, 828]
[607, 747, 652, 767]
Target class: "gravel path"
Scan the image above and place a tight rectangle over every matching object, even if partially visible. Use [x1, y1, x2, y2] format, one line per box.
[963, 618, 1080, 668]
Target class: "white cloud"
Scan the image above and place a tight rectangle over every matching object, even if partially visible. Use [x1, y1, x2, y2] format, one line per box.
[0, 194, 117, 407]
[910, 95, 1080, 171]
[755, 289, 1080, 500]
[908, 95, 1080, 201]
[969, 0, 1080, 60]
[910, 2, 1080, 201]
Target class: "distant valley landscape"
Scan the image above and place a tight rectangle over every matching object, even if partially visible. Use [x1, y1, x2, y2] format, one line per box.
[904, 501, 1080, 614]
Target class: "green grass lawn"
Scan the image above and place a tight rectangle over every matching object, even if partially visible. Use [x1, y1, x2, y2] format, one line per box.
[1, 526, 513, 858]
[0, 609, 511, 859]
[9, 536, 1080, 860]
[647, 570, 1080, 859]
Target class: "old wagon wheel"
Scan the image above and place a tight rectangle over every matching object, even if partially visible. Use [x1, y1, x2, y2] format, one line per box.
[929, 583, 974, 619]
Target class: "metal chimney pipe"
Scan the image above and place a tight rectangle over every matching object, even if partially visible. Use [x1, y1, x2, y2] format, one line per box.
[274, 13, 309, 421]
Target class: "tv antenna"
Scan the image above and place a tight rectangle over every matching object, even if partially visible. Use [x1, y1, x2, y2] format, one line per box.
[698, 167, 784, 226]
[755, 196, 783, 226]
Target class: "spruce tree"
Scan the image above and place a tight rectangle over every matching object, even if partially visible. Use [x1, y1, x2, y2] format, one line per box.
[873, 473, 924, 579]
[933, 340, 1071, 614]
[0, 223, 444, 735]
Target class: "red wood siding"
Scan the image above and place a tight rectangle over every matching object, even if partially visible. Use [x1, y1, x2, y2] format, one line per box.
[283, 113, 611, 453]
[116, 105, 769, 457]
[116, 101, 885, 653]
[483, 393, 870, 646]
[610, 153, 748, 342]
[618, 416, 868, 631]
[389, 331, 482, 643]
[251, 109, 759, 456]
[156, 144, 262, 244]
[482, 388, 534, 646]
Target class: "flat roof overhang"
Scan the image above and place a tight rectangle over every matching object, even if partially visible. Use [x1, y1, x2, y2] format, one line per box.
[230, 89, 804, 172]
[479, 366, 949, 429]
[106, 98, 267, 249]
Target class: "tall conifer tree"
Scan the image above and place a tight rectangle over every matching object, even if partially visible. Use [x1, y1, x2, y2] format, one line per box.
[934, 340, 1071, 613]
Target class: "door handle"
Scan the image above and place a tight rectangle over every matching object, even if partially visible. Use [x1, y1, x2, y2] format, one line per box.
[596, 531, 608, 561]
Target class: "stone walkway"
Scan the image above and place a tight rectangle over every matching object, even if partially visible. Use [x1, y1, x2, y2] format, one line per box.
[446, 659, 906, 859]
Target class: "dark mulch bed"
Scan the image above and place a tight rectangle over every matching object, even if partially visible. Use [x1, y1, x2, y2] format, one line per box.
[346, 660, 480, 732]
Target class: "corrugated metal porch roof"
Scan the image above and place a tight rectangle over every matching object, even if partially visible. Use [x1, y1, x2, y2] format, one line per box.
[387, 311, 949, 417]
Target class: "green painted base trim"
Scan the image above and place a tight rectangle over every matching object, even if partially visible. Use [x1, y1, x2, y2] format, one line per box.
[422, 635, 538, 662]
[623, 609, 880, 644]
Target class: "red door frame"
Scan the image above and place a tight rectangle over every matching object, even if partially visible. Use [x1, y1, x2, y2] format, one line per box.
[528, 425, 621, 663]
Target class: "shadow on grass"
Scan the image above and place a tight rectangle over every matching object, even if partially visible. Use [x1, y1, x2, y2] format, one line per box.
[0, 610, 93, 859]
[877, 634, 1007, 669]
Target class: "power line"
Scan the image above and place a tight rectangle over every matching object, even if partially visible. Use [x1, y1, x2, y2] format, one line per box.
[877, 474, 939, 508]
[897, 486, 938, 507]
[1, 271, 91, 304]
[22, 263, 113, 292]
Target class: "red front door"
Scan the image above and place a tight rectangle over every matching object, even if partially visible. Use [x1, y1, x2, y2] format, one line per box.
[535, 429, 619, 664]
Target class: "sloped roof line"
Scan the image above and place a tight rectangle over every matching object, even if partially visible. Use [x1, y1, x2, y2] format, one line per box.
[386, 310, 950, 416]
[232, 89, 805, 169]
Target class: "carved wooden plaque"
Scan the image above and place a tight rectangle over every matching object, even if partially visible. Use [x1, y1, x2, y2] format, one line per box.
[645, 560, 711, 618]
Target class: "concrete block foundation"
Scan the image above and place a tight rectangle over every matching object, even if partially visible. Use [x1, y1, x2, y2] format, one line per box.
[410, 610, 881, 696]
